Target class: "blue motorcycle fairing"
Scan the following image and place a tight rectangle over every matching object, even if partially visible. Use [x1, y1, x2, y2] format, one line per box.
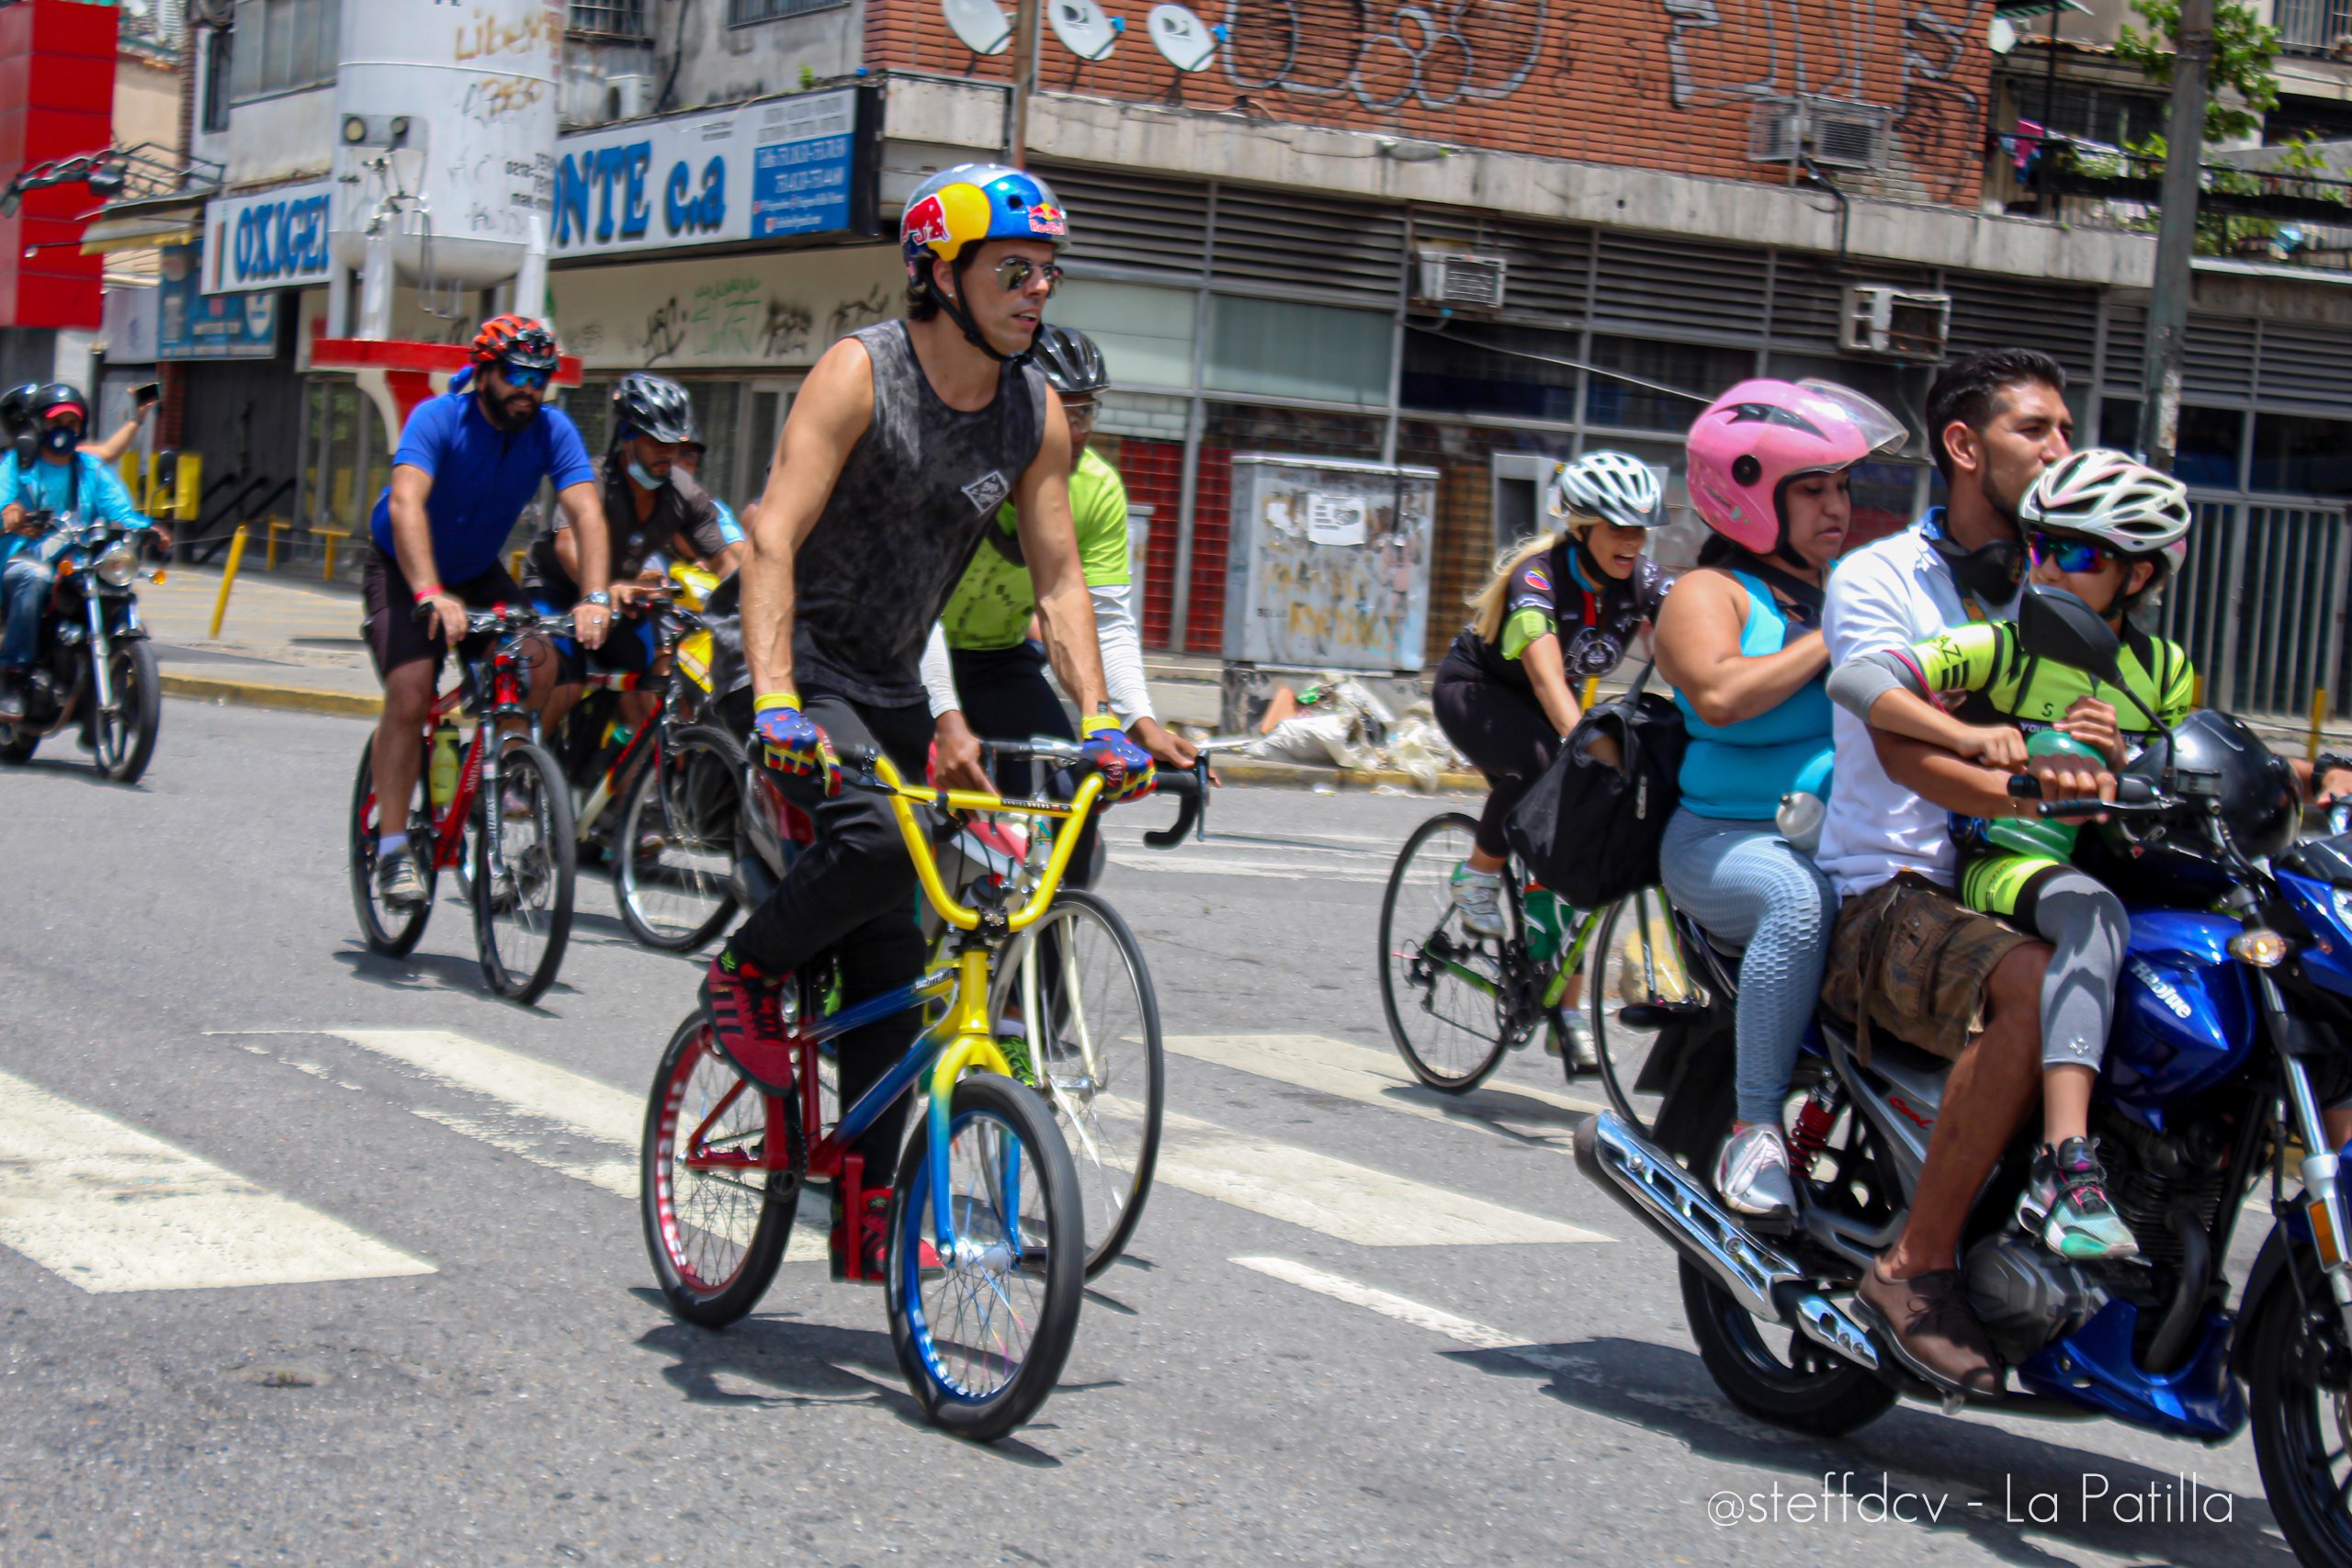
[2103, 908, 2256, 1132]
[2278, 867, 2352, 1001]
[2017, 1300, 2245, 1441]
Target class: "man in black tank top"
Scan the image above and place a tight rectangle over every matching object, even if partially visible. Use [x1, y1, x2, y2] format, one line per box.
[698, 164, 1157, 1282]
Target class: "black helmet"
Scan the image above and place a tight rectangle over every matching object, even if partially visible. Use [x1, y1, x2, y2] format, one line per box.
[1030, 325, 1107, 399]
[0, 383, 38, 437]
[2086, 709, 2300, 902]
[28, 382, 89, 427]
[611, 373, 698, 446]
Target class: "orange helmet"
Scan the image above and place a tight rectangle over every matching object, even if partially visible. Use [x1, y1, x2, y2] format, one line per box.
[469, 312, 560, 371]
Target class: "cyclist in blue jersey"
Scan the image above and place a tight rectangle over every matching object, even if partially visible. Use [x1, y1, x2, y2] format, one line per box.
[362, 313, 616, 909]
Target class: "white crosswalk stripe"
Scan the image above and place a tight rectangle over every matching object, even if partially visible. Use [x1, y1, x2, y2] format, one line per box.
[0, 1067, 435, 1293]
[318, 1029, 1603, 1252]
[1232, 1256, 1600, 1382]
[1166, 1032, 1605, 1146]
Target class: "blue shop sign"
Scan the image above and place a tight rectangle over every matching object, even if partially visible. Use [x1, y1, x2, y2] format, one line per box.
[161, 243, 281, 360]
[202, 179, 335, 295]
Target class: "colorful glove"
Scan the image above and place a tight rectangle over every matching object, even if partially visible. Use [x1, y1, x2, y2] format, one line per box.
[1080, 711, 1157, 806]
[753, 693, 840, 797]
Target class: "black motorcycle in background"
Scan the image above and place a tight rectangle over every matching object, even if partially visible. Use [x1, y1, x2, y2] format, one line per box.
[0, 511, 165, 783]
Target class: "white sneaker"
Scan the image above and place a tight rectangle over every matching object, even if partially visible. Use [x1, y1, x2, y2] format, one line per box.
[1713, 1123, 1796, 1219]
[1550, 1012, 1600, 1071]
[1449, 863, 1506, 939]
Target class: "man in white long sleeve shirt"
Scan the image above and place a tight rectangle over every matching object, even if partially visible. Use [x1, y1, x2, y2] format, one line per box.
[922, 327, 1196, 883]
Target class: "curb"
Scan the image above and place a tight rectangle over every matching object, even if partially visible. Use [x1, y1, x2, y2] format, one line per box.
[156, 672, 1484, 792]
[161, 672, 381, 719]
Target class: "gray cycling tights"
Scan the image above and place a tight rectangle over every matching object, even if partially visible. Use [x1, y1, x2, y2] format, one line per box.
[2022, 867, 2130, 1073]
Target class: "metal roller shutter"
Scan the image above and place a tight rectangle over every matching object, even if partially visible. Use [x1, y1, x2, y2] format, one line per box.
[1211, 185, 1408, 307]
[1944, 274, 2098, 383]
[1033, 162, 1213, 278]
[1407, 206, 1593, 325]
[1590, 232, 1770, 344]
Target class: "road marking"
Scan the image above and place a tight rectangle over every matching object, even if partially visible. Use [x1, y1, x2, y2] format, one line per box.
[0, 1068, 434, 1293]
[1155, 1106, 1606, 1247]
[1232, 1256, 1598, 1381]
[323, 1030, 828, 1261]
[1105, 852, 1390, 886]
[1166, 1032, 1606, 1142]
[322, 1030, 1598, 1251]
[1232, 1259, 1599, 1382]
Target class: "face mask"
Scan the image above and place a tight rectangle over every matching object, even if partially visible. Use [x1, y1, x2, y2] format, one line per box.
[628, 458, 668, 491]
[40, 423, 77, 455]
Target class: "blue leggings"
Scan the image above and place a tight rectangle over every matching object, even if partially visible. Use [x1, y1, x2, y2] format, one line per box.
[1657, 809, 1839, 1125]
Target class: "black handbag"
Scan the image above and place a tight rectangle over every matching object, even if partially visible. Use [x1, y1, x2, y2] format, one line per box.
[1504, 664, 1689, 908]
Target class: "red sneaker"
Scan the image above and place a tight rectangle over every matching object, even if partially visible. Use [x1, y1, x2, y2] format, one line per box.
[699, 953, 796, 1095]
[831, 1190, 941, 1282]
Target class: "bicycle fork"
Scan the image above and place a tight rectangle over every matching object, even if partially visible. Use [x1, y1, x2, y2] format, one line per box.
[921, 945, 1021, 1269]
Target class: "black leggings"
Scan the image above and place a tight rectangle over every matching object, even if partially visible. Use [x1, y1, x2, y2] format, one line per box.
[949, 643, 1099, 890]
[1432, 657, 1559, 861]
[723, 687, 934, 1186]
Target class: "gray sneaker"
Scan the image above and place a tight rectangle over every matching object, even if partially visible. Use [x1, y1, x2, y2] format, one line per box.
[375, 851, 426, 910]
[1449, 862, 1506, 939]
[1713, 1122, 1796, 1219]
[1549, 1012, 1600, 1072]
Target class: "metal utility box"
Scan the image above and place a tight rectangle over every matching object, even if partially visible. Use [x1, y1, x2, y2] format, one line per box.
[1221, 455, 1438, 673]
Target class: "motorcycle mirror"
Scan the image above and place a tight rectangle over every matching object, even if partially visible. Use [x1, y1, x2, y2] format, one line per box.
[2018, 585, 2125, 684]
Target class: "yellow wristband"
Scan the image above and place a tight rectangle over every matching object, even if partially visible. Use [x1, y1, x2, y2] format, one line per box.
[753, 691, 801, 714]
[1080, 711, 1121, 739]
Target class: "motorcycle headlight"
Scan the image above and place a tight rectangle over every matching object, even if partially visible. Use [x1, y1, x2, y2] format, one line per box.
[95, 541, 137, 588]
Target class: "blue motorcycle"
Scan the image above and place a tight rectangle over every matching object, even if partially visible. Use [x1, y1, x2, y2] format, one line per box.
[1577, 588, 2352, 1568]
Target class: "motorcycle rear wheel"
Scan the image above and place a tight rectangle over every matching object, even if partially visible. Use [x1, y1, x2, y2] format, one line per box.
[1679, 1259, 1895, 1438]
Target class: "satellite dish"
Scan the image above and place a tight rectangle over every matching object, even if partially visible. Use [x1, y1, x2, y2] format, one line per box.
[941, 0, 1012, 56]
[1988, 15, 2018, 53]
[1050, 0, 1120, 62]
[1148, 3, 1218, 72]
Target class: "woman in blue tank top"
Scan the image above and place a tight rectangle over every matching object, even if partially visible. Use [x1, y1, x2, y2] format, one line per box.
[1653, 377, 1907, 1220]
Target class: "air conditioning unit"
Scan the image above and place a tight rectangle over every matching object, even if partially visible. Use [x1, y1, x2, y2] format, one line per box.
[1749, 96, 1891, 172]
[1840, 284, 1951, 362]
[605, 74, 651, 122]
[1414, 251, 1507, 310]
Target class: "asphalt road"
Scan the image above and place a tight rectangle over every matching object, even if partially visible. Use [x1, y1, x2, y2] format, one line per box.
[0, 699, 2288, 1566]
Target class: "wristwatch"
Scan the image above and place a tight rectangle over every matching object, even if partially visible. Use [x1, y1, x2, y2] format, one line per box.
[582, 590, 612, 608]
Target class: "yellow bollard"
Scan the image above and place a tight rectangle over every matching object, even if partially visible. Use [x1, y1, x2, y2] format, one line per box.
[2192, 673, 2205, 708]
[209, 524, 249, 639]
[1581, 675, 1600, 710]
[2313, 686, 2331, 769]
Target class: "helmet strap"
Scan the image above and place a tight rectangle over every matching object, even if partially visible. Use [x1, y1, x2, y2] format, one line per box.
[933, 254, 1017, 365]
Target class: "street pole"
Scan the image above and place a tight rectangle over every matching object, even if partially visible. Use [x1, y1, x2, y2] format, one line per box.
[1008, 0, 1042, 167]
[2137, 0, 2214, 473]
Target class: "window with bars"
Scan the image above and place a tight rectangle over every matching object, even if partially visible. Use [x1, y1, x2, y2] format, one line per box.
[228, 0, 338, 100]
[729, 0, 848, 25]
[570, 0, 648, 35]
[2276, 0, 2352, 56]
[202, 27, 235, 132]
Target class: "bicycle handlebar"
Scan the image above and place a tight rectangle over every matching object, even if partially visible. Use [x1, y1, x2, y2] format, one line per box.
[1143, 759, 1208, 848]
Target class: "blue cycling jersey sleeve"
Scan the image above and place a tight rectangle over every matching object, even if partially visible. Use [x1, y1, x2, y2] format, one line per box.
[542, 407, 594, 492]
[711, 496, 743, 546]
[392, 394, 459, 478]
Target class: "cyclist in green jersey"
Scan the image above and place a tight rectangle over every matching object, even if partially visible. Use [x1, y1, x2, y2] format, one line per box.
[1828, 449, 2195, 1262]
[921, 325, 1197, 879]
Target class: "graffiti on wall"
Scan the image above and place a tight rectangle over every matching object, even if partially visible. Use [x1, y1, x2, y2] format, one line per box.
[1660, 0, 1871, 107]
[1896, 1, 1988, 200]
[1219, 0, 1550, 111]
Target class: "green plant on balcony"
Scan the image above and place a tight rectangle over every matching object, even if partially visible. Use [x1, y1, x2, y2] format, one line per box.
[2116, 0, 2280, 143]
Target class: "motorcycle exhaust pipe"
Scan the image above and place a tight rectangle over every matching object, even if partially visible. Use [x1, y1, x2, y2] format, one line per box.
[1572, 1111, 1879, 1374]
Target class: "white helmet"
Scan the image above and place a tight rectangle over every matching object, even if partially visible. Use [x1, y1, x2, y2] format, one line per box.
[1549, 449, 1666, 531]
[2021, 447, 2193, 570]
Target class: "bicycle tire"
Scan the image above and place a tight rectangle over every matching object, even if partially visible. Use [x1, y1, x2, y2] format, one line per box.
[641, 1012, 799, 1327]
[96, 639, 161, 784]
[1588, 887, 1696, 1139]
[348, 737, 434, 957]
[887, 1072, 1084, 1441]
[990, 886, 1163, 1278]
[1378, 811, 1517, 1093]
[614, 727, 741, 953]
[472, 738, 577, 1004]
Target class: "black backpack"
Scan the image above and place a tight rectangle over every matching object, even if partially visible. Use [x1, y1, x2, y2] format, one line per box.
[1504, 665, 1688, 908]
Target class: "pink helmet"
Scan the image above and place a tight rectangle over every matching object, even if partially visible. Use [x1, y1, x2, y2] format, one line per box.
[1685, 378, 1906, 556]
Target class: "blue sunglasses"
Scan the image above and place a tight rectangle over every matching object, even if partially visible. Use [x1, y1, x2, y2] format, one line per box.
[2027, 527, 2115, 575]
[500, 364, 552, 392]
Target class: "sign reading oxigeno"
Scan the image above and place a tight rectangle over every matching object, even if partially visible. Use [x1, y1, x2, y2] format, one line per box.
[202, 179, 336, 295]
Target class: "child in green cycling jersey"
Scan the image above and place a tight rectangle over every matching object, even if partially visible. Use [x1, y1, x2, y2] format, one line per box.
[1826, 449, 2196, 1263]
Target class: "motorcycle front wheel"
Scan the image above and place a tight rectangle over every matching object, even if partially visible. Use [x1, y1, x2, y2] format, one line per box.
[2250, 1263, 2352, 1567]
[95, 638, 161, 784]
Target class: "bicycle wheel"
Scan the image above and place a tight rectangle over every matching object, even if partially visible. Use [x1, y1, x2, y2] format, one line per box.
[641, 1012, 799, 1327]
[614, 726, 741, 953]
[1377, 811, 1519, 1092]
[887, 1072, 1084, 1442]
[347, 736, 434, 957]
[1587, 887, 1699, 1138]
[989, 887, 1162, 1279]
[471, 738, 577, 1004]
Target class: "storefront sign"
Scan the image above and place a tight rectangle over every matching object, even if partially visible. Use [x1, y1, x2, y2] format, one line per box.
[550, 86, 868, 259]
[548, 244, 902, 370]
[160, 243, 281, 359]
[203, 179, 336, 296]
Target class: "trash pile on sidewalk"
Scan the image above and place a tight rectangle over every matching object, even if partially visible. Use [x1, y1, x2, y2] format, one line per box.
[1198, 674, 1472, 791]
